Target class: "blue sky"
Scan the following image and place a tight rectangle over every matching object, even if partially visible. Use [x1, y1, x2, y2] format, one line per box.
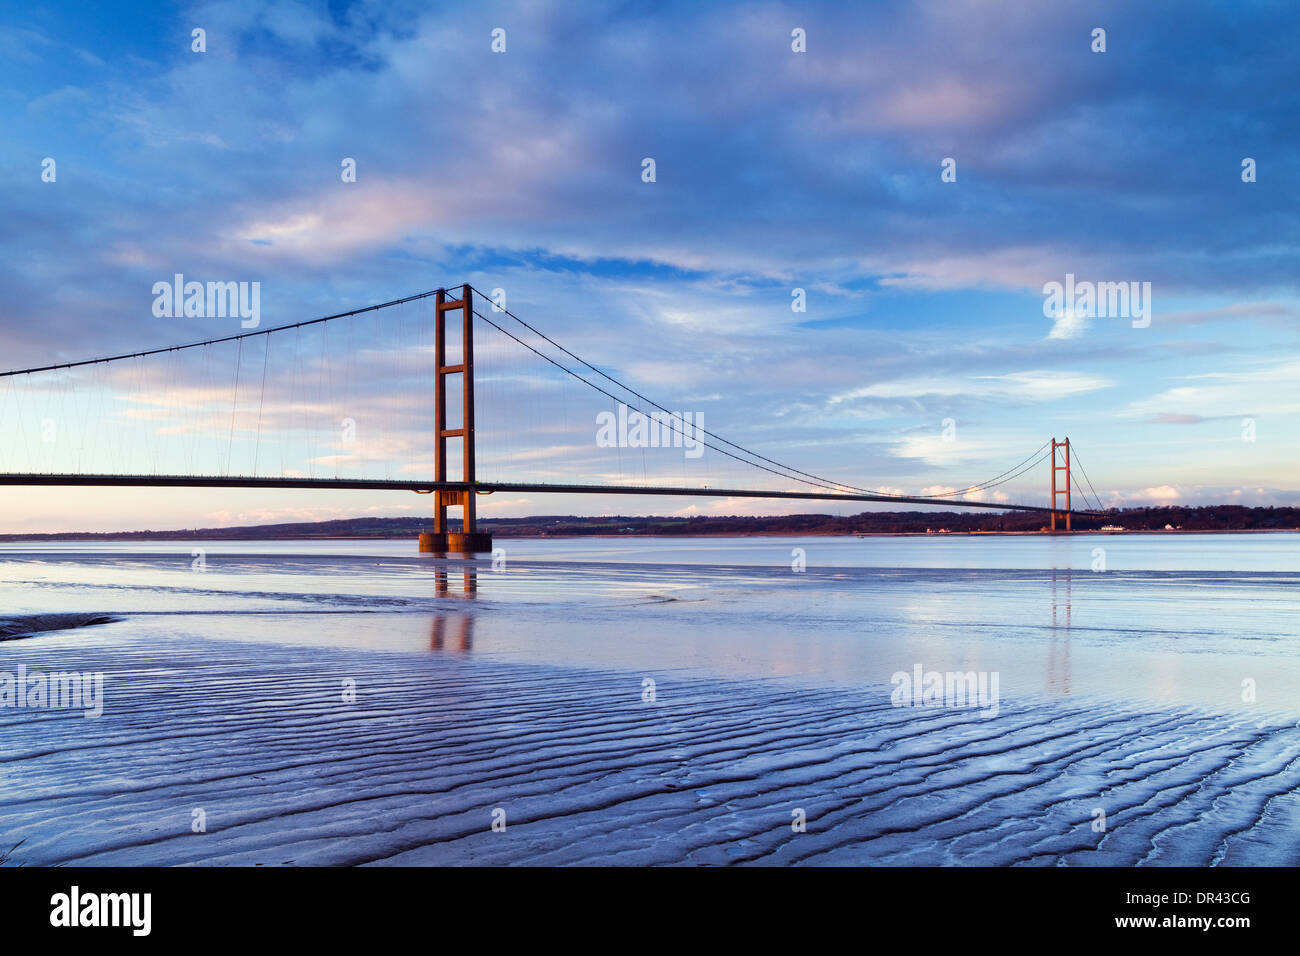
[1, 0, 1298, 532]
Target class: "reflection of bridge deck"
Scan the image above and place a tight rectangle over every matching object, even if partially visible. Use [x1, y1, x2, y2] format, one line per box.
[0, 474, 1099, 518]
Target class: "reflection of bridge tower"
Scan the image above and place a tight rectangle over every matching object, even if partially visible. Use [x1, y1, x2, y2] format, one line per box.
[419, 284, 492, 554]
[1050, 437, 1071, 532]
[430, 615, 474, 651]
[430, 567, 477, 650]
[434, 568, 478, 597]
[1048, 569, 1072, 695]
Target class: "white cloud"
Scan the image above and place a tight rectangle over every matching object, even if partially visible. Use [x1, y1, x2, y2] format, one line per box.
[1047, 309, 1089, 340]
[832, 370, 1112, 406]
[919, 485, 957, 496]
[1141, 485, 1180, 502]
[1123, 358, 1300, 420]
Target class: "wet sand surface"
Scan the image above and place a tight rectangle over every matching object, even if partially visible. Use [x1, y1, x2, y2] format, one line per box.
[1, 537, 1297, 866]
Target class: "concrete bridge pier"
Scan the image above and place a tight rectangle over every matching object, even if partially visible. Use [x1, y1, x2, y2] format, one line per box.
[418, 488, 492, 553]
[419, 530, 493, 553]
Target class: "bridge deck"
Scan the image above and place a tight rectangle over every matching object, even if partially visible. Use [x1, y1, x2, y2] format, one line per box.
[0, 474, 1101, 516]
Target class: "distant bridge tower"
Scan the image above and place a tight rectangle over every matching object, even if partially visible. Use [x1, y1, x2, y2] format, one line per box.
[1050, 437, 1071, 532]
[418, 284, 492, 554]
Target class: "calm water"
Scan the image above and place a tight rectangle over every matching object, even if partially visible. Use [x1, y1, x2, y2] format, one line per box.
[1, 533, 1297, 713]
[5, 530, 1296, 571]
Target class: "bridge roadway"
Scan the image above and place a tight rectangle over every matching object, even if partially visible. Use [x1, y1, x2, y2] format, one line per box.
[0, 474, 1102, 517]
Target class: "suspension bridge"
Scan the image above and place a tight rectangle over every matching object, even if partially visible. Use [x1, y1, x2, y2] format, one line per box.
[0, 284, 1107, 551]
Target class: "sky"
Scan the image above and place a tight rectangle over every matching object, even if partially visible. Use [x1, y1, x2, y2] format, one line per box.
[0, 0, 1298, 533]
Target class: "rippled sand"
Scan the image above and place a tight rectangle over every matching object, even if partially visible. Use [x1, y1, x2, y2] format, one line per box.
[1, 541, 1298, 866]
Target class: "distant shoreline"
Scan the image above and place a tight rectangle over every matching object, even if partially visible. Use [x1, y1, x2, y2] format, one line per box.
[1, 528, 1297, 543]
[3, 505, 1298, 541]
